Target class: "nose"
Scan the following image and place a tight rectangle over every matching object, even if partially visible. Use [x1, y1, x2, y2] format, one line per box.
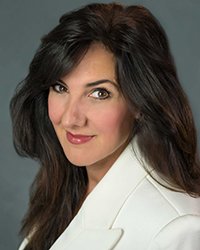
[61, 97, 87, 129]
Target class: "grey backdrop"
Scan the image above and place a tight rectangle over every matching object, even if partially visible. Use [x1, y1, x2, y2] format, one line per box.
[0, 0, 200, 249]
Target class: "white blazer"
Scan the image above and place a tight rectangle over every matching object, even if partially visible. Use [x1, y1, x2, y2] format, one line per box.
[19, 142, 200, 250]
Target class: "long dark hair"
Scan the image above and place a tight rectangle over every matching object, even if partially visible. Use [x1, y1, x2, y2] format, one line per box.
[10, 3, 200, 249]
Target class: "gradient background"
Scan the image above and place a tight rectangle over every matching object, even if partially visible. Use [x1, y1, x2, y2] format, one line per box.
[0, 0, 200, 249]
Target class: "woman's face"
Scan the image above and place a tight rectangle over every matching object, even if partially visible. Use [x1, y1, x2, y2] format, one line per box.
[48, 43, 134, 172]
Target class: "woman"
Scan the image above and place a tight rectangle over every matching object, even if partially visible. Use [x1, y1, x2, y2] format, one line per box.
[10, 3, 200, 250]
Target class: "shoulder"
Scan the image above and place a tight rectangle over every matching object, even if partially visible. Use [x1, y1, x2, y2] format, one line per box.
[148, 215, 200, 249]
[145, 174, 200, 215]
[113, 173, 200, 226]
[146, 176, 200, 249]
[112, 175, 200, 249]
[119, 174, 200, 218]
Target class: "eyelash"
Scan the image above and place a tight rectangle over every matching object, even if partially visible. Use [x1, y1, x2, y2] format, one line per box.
[51, 83, 111, 100]
[51, 82, 68, 94]
[89, 88, 111, 100]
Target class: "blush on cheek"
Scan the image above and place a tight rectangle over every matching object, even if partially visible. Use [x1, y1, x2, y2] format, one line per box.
[112, 112, 131, 139]
[100, 108, 129, 133]
[48, 98, 60, 125]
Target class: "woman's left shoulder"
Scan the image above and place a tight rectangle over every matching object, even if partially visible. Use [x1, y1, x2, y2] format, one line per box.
[147, 215, 200, 250]
[146, 174, 200, 216]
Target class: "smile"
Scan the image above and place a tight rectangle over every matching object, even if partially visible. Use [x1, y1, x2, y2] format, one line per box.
[66, 132, 95, 145]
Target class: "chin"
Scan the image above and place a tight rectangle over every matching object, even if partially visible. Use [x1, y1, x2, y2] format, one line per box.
[66, 155, 92, 167]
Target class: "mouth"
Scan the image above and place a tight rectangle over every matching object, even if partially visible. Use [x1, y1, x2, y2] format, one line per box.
[66, 131, 95, 145]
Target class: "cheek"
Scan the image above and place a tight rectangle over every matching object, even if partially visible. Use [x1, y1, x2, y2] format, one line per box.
[93, 105, 132, 135]
[48, 95, 62, 125]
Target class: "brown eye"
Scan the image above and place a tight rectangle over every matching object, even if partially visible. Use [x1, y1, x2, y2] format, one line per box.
[90, 88, 111, 100]
[51, 82, 67, 94]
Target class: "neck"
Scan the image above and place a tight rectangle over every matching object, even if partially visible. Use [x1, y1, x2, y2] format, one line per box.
[86, 160, 112, 195]
[85, 143, 128, 195]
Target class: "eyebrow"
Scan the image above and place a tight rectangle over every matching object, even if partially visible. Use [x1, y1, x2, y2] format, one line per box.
[86, 79, 118, 88]
[58, 79, 118, 89]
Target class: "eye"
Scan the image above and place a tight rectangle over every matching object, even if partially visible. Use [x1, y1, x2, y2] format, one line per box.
[89, 88, 111, 100]
[51, 81, 67, 94]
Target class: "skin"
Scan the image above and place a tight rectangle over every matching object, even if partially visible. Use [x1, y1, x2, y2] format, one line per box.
[48, 43, 135, 193]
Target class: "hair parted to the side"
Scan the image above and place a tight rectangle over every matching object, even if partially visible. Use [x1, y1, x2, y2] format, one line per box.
[10, 3, 200, 249]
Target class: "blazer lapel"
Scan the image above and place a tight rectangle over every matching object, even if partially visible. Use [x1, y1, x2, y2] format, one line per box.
[50, 140, 148, 250]
[50, 228, 123, 250]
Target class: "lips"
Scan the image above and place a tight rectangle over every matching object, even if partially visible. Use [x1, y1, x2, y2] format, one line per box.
[66, 132, 94, 145]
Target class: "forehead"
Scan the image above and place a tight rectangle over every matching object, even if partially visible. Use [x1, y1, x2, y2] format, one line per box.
[61, 43, 116, 85]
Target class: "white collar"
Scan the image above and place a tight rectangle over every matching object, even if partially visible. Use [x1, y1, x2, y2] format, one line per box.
[50, 140, 148, 250]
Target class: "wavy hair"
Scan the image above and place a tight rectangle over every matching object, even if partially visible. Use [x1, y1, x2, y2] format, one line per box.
[10, 3, 200, 249]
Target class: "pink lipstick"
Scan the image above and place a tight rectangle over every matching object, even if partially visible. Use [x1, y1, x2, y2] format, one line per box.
[67, 132, 94, 145]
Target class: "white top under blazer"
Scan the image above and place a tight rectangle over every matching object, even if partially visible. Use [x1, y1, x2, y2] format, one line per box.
[19, 141, 200, 249]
